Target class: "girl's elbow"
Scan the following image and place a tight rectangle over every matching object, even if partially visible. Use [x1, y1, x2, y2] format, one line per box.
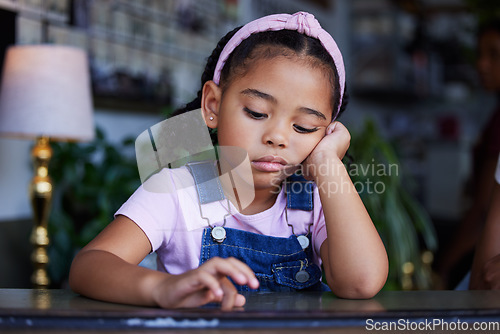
[330, 281, 383, 299]
[68, 258, 82, 293]
[354, 278, 386, 299]
[68, 251, 89, 294]
[327, 271, 387, 299]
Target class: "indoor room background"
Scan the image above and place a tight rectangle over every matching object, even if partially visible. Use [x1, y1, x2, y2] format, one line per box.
[0, 0, 493, 291]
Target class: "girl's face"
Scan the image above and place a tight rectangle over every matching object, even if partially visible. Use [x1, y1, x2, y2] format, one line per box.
[478, 30, 500, 92]
[212, 56, 333, 190]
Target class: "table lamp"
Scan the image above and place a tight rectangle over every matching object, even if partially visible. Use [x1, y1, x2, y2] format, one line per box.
[0, 45, 94, 288]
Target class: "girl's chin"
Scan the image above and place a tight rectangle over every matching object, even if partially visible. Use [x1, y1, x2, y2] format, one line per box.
[251, 172, 287, 190]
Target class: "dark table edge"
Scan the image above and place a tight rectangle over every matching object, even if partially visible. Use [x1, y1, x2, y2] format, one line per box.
[2, 309, 500, 330]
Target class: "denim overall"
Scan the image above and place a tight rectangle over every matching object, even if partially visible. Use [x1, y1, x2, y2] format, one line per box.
[186, 161, 328, 292]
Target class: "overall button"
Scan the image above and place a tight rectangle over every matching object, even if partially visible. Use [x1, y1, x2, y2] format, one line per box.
[297, 235, 309, 249]
[295, 270, 310, 283]
[211, 226, 226, 243]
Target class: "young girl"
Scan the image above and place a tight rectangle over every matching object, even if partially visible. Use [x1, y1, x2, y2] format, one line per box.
[69, 12, 388, 310]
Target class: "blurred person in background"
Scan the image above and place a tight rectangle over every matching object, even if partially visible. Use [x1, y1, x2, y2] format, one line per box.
[436, 18, 500, 289]
[469, 155, 500, 289]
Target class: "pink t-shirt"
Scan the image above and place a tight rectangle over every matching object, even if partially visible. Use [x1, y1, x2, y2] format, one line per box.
[115, 166, 328, 275]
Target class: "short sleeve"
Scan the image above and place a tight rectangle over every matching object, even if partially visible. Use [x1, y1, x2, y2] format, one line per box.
[115, 168, 180, 252]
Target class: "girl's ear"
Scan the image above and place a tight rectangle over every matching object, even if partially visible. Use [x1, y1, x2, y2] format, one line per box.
[201, 80, 221, 129]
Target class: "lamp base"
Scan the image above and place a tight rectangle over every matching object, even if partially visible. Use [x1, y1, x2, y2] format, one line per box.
[30, 137, 52, 289]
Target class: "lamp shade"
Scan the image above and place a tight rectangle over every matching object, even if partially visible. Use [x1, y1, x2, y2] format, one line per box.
[0, 45, 94, 141]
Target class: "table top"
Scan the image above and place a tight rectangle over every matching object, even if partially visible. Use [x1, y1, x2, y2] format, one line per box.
[1, 288, 500, 333]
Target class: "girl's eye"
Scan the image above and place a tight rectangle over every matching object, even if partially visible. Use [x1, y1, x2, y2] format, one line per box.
[294, 125, 319, 134]
[244, 107, 267, 119]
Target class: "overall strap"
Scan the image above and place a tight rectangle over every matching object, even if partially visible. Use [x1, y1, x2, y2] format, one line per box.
[185, 160, 225, 204]
[285, 173, 314, 211]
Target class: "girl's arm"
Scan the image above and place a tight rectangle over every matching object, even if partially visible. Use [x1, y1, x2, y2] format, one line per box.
[470, 183, 500, 289]
[69, 215, 258, 309]
[305, 122, 388, 298]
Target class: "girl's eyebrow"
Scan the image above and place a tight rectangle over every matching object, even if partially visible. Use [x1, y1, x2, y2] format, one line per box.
[240, 88, 276, 103]
[299, 107, 327, 120]
[240, 88, 327, 120]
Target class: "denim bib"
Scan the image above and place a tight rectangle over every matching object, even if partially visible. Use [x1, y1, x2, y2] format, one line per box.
[186, 161, 329, 292]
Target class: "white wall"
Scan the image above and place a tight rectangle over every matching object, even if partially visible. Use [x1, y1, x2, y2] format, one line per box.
[0, 110, 161, 222]
[0, 137, 32, 220]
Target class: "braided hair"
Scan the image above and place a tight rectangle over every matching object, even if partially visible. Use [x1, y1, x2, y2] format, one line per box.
[173, 26, 349, 144]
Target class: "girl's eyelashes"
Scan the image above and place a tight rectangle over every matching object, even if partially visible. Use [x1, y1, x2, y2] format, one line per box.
[244, 107, 319, 133]
[293, 125, 319, 133]
[244, 107, 267, 119]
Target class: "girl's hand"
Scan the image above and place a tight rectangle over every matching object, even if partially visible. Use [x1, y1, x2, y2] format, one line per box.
[151, 257, 259, 310]
[302, 121, 351, 181]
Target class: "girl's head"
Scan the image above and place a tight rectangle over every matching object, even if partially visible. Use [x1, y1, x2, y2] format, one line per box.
[174, 12, 347, 187]
[477, 19, 500, 92]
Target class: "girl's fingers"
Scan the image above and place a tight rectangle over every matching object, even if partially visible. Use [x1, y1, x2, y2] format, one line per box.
[202, 257, 259, 290]
[219, 278, 239, 310]
[173, 289, 215, 309]
[191, 261, 251, 310]
[155, 275, 217, 309]
[225, 257, 260, 289]
[326, 122, 337, 135]
[219, 277, 246, 310]
[234, 293, 246, 307]
[194, 270, 224, 300]
[161, 257, 257, 309]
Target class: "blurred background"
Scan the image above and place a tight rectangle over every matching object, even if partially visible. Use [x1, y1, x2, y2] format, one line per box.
[0, 0, 498, 291]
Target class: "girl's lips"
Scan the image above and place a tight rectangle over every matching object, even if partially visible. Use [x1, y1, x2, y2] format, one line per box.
[251, 161, 286, 172]
[251, 156, 288, 172]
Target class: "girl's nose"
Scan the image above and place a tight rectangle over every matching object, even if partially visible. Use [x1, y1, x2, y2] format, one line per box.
[262, 123, 288, 148]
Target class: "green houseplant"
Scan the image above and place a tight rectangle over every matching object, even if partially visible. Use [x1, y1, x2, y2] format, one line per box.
[48, 127, 140, 286]
[347, 119, 438, 290]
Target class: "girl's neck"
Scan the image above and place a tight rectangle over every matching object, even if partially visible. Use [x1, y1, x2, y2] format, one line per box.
[218, 174, 280, 215]
[241, 187, 280, 215]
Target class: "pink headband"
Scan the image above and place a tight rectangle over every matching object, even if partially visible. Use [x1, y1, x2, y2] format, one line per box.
[213, 11, 345, 118]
